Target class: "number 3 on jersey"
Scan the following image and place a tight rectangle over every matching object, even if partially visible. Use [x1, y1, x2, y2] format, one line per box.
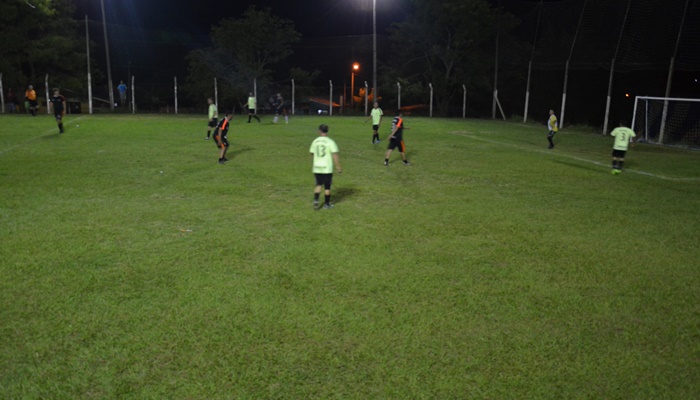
[316, 144, 326, 157]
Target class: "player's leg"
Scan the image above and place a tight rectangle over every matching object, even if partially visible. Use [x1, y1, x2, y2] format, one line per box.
[313, 174, 323, 209]
[547, 131, 555, 148]
[273, 109, 279, 124]
[253, 111, 260, 122]
[56, 114, 64, 133]
[400, 141, 409, 165]
[323, 175, 333, 208]
[284, 108, 289, 124]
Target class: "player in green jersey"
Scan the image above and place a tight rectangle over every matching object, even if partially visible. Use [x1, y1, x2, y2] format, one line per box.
[310, 124, 342, 209]
[610, 122, 636, 174]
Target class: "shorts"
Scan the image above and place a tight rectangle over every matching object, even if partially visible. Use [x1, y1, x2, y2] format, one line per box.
[388, 138, 406, 152]
[248, 108, 256, 114]
[612, 149, 627, 158]
[29, 100, 38, 108]
[372, 124, 379, 131]
[314, 173, 333, 190]
[548, 130, 557, 137]
[208, 118, 218, 128]
[214, 135, 229, 149]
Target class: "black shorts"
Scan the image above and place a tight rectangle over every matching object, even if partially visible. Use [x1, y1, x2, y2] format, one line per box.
[548, 130, 556, 137]
[388, 138, 405, 152]
[214, 135, 229, 149]
[612, 149, 627, 158]
[248, 108, 256, 114]
[372, 124, 379, 131]
[208, 118, 218, 128]
[29, 100, 38, 108]
[314, 173, 333, 190]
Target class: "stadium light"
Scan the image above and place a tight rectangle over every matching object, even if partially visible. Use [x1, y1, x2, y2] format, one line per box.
[351, 62, 359, 108]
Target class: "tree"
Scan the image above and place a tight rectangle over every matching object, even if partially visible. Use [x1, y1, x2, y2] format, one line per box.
[0, 0, 85, 93]
[386, 0, 522, 116]
[186, 6, 301, 104]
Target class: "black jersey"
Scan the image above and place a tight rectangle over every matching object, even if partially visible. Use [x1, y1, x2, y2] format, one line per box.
[215, 118, 230, 137]
[50, 94, 66, 113]
[391, 116, 404, 141]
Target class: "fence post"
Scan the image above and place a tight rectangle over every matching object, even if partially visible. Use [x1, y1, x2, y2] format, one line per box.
[397, 82, 401, 111]
[214, 77, 218, 110]
[131, 76, 136, 114]
[254, 78, 258, 115]
[174, 76, 178, 115]
[364, 81, 369, 116]
[291, 78, 295, 116]
[463, 84, 467, 119]
[45, 74, 50, 114]
[429, 83, 433, 118]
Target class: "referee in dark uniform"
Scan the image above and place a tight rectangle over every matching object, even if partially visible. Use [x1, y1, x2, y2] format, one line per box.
[49, 88, 66, 134]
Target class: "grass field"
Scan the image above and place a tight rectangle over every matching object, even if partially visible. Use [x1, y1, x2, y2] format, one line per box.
[1, 113, 699, 399]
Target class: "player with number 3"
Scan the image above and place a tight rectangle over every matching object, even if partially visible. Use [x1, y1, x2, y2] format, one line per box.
[310, 124, 342, 210]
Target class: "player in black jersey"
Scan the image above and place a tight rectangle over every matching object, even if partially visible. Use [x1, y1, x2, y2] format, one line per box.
[213, 113, 233, 164]
[49, 88, 67, 133]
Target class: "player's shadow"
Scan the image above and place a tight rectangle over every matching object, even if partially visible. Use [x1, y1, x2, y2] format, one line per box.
[333, 185, 359, 203]
[229, 145, 253, 157]
[40, 133, 61, 140]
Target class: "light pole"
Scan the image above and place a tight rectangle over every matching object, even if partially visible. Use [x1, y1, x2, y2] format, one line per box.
[100, 0, 114, 111]
[372, 0, 377, 104]
[351, 62, 359, 108]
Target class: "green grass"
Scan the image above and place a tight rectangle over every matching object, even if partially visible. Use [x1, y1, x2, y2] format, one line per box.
[1, 113, 699, 399]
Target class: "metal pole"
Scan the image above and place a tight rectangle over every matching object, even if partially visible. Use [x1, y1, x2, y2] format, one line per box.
[351, 72, 355, 109]
[372, 0, 378, 104]
[174, 77, 178, 115]
[603, 58, 616, 135]
[492, 26, 500, 119]
[463, 84, 467, 119]
[131, 76, 135, 114]
[397, 82, 401, 110]
[100, 0, 114, 111]
[364, 81, 369, 116]
[524, 60, 532, 122]
[253, 78, 257, 115]
[291, 78, 295, 115]
[214, 77, 218, 110]
[86, 15, 93, 114]
[45, 74, 50, 114]
[429, 83, 433, 118]
[561, 0, 589, 129]
[329, 80, 333, 116]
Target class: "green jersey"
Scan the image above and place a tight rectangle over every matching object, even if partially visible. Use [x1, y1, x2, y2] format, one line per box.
[611, 127, 636, 151]
[370, 107, 383, 125]
[310, 136, 339, 174]
[208, 103, 218, 119]
[247, 96, 257, 110]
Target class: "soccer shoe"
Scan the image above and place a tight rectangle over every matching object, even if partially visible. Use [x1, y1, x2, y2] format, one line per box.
[548, 144, 554, 149]
[612, 169, 621, 175]
[222, 157, 229, 163]
[205, 137, 210, 140]
[313, 200, 320, 210]
[218, 159, 225, 164]
[403, 161, 410, 166]
[384, 160, 389, 166]
[323, 203, 334, 209]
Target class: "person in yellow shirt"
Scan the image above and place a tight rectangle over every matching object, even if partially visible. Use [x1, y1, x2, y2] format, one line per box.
[547, 109, 558, 149]
[25, 85, 37, 116]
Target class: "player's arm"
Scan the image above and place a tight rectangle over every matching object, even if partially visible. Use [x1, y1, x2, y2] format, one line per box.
[332, 152, 342, 174]
[62, 98, 66, 116]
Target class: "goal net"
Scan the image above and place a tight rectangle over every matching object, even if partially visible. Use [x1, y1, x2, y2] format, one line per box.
[631, 96, 700, 148]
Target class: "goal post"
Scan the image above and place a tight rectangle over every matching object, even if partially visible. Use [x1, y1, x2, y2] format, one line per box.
[631, 96, 700, 148]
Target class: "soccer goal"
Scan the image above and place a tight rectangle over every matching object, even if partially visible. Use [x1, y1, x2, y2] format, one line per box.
[631, 96, 700, 148]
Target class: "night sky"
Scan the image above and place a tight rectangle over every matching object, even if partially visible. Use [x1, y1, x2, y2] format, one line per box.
[75, 0, 414, 38]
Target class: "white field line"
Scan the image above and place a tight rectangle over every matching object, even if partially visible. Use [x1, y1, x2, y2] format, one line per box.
[0, 116, 89, 156]
[450, 131, 700, 182]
